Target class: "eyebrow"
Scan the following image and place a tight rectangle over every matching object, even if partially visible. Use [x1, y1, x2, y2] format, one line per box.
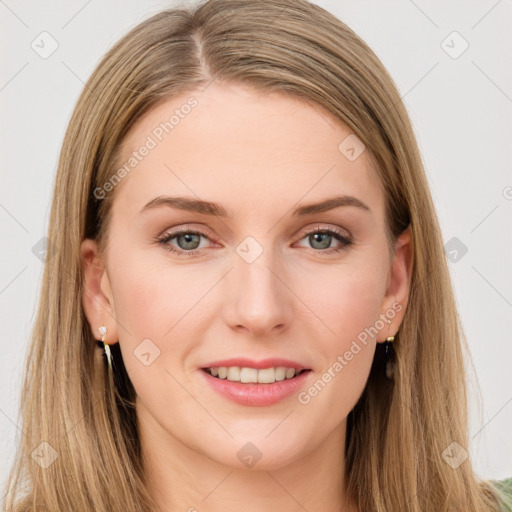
[139, 194, 371, 217]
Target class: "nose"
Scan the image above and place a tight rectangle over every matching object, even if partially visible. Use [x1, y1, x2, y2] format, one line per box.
[222, 247, 293, 338]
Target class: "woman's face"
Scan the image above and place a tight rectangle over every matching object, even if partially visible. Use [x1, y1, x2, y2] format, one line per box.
[82, 81, 410, 470]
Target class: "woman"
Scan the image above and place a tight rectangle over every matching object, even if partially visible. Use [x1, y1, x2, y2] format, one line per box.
[3, 0, 510, 510]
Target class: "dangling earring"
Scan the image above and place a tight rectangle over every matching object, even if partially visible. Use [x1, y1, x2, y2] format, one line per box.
[98, 325, 113, 373]
[385, 320, 395, 380]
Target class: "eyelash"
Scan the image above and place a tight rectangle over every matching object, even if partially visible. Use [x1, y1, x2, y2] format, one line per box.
[155, 225, 353, 256]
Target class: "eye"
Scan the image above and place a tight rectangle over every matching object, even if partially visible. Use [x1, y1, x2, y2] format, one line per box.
[295, 226, 353, 254]
[155, 228, 214, 256]
[155, 225, 353, 256]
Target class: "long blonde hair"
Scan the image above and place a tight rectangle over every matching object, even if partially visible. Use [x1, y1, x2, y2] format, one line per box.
[3, 0, 508, 510]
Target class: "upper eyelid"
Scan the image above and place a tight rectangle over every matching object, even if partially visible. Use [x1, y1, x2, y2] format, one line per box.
[160, 224, 351, 244]
[160, 225, 218, 242]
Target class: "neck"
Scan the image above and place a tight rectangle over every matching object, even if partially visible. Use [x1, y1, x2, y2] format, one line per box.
[138, 402, 358, 512]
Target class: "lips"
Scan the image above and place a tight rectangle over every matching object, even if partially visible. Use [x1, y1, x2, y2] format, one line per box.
[200, 357, 310, 371]
[200, 368, 311, 406]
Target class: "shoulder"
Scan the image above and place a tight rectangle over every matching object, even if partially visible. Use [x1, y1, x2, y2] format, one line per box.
[493, 478, 512, 511]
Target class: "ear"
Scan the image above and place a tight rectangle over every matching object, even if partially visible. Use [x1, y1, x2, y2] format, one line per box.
[377, 224, 413, 342]
[80, 238, 119, 345]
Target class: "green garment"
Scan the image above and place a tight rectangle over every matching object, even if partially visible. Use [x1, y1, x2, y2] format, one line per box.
[494, 478, 512, 511]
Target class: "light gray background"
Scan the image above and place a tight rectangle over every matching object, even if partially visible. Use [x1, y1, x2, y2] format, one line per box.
[1, 0, 511, 494]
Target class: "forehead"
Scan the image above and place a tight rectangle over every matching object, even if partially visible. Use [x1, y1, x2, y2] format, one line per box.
[111, 82, 384, 220]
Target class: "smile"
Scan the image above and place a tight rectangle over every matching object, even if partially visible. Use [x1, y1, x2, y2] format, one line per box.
[200, 367, 312, 407]
[203, 366, 309, 384]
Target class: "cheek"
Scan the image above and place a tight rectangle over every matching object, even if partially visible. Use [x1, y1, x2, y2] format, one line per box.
[292, 259, 384, 410]
[107, 250, 222, 393]
[295, 256, 385, 350]
[107, 255, 199, 406]
[109, 253, 206, 339]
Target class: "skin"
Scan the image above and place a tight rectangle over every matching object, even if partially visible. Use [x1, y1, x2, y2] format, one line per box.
[81, 82, 412, 512]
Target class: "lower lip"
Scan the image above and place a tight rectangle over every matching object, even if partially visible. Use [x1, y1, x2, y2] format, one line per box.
[200, 369, 312, 407]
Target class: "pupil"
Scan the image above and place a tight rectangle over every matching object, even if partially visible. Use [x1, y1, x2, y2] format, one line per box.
[311, 233, 330, 249]
[179, 233, 200, 250]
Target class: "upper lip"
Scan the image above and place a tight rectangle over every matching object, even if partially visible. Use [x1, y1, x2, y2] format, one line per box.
[201, 357, 310, 370]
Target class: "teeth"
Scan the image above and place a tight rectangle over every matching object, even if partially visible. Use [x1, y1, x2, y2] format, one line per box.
[207, 366, 303, 383]
[285, 368, 295, 379]
[275, 367, 286, 381]
[240, 367, 258, 383]
[227, 366, 241, 381]
[257, 367, 277, 383]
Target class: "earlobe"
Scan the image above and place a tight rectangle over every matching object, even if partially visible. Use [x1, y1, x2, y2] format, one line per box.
[80, 238, 119, 345]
